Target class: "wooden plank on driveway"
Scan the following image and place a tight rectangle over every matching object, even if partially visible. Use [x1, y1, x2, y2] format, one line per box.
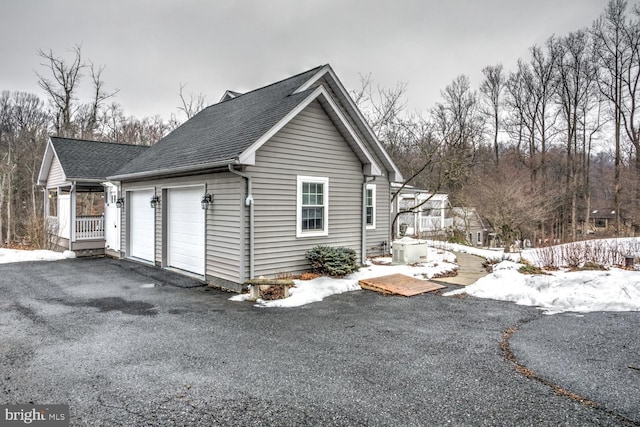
[359, 273, 446, 296]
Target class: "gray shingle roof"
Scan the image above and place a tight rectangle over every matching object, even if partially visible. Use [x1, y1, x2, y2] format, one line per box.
[112, 65, 325, 178]
[51, 137, 149, 180]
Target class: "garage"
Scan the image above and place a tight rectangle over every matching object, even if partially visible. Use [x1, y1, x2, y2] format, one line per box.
[167, 186, 205, 276]
[128, 189, 155, 262]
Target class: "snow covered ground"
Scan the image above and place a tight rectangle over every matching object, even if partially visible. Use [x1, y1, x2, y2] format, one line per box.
[230, 246, 457, 308]
[3, 243, 638, 316]
[444, 260, 640, 314]
[429, 238, 640, 314]
[233, 238, 640, 315]
[0, 248, 75, 264]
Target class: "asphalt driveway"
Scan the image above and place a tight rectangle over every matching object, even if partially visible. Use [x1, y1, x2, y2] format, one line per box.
[1, 257, 638, 426]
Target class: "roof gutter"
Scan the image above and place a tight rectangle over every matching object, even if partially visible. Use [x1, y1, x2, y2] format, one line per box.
[227, 164, 254, 281]
[108, 159, 237, 181]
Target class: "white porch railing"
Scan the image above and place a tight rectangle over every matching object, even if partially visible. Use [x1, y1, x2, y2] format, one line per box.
[75, 215, 104, 240]
[419, 216, 453, 232]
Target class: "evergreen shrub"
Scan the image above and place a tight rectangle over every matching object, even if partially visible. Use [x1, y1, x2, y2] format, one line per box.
[306, 245, 359, 276]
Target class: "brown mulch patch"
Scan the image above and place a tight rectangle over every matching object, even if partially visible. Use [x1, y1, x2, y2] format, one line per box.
[2, 243, 35, 250]
[260, 285, 287, 300]
[299, 272, 322, 280]
[431, 269, 458, 279]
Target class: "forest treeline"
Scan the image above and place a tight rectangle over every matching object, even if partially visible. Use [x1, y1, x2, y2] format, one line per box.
[356, 0, 640, 245]
[0, 0, 639, 248]
[0, 45, 201, 246]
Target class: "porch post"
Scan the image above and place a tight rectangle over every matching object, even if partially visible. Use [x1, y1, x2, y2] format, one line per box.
[70, 182, 76, 243]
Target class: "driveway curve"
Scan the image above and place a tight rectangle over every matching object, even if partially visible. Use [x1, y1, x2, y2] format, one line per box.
[509, 312, 640, 425]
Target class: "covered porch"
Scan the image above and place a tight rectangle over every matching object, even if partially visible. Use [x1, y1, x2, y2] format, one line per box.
[37, 137, 143, 257]
[46, 183, 107, 256]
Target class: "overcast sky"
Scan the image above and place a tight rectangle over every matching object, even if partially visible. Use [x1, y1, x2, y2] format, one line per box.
[0, 0, 620, 121]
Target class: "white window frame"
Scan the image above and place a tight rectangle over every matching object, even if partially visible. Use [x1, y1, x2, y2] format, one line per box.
[297, 176, 329, 238]
[365, 184, 376, 230]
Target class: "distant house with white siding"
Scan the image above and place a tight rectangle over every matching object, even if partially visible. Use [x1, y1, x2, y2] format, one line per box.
[392, 185, 452, 238]
[39, 65, 403, 292]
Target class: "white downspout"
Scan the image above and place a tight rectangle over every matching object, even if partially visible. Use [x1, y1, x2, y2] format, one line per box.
[228, 165, 254, 280]
[362, 176, 375, 265]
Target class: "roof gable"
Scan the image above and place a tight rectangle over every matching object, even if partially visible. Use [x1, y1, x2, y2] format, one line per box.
[109, 65, 403, 182]
[38, 137, 149, 185]
[219, 90, 242, 102]
[237, 85, 383, 176]
[295, 66, 403, 182]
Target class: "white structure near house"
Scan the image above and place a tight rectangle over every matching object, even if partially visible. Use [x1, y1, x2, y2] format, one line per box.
[392, 185, 452, 238]
[37, 138, 148, 256]
[38, 65, 403, 292]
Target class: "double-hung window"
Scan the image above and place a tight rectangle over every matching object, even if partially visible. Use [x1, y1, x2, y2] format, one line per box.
[297, 176, 329, 237]
[365, 184, 376, 229]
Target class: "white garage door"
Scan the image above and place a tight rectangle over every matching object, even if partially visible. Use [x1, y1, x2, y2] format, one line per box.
[167, 187, 205, 275]
[129, 189, 155, 262]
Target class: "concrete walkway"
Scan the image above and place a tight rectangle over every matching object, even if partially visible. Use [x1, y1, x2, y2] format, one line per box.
[435, 251, 488, 286]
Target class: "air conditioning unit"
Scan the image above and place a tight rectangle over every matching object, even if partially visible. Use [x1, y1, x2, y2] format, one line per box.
[392, 245, 404, 264]
[392, 240, 428, 265]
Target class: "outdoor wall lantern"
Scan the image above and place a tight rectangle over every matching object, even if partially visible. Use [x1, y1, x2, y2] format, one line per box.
[150, 194, 160, 209]
[201, 193, 213, 210]
[115, 197, 125, 208]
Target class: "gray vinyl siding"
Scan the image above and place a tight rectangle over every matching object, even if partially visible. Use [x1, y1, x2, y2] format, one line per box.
[311, 77, 379, 160]
[312, 78, 393, 255]
[204, 174, 245, 285]
[121, 172, 244, 285]
[247, 100, 364, 277]
[47, 157, 65, 188]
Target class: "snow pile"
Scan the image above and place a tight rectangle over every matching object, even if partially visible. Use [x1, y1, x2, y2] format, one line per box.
[521, 237, 640, 267]
[231, 247, 458, 308]
[445, 260, 640, 314]
[0, 248, 75, 264]
[241, 276, 362, 308]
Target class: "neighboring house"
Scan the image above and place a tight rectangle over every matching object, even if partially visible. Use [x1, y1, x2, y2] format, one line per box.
[579, 208, 634, 236]
[39, 65, 403, 292]
[451, 207, 490, 247]
[391, 185, 452, 238]
[37, 137, 148, 256]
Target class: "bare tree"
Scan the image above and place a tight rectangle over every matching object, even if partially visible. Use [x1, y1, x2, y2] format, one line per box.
[480, 64, 506, 166]
[592, 0, 631, 236]
[431, 75, 485, 198]
[36, 45, 84, 137]
[552, 30, 601, 241]
[11, 92, 48, 218]
[619, 4, 640, 230]
[465, 160, 557, 249]
[178, 82, 207, 119]
[81, 63, 118, 138]
[36, 45, 118, 140]
[0, 91, 49, 245]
